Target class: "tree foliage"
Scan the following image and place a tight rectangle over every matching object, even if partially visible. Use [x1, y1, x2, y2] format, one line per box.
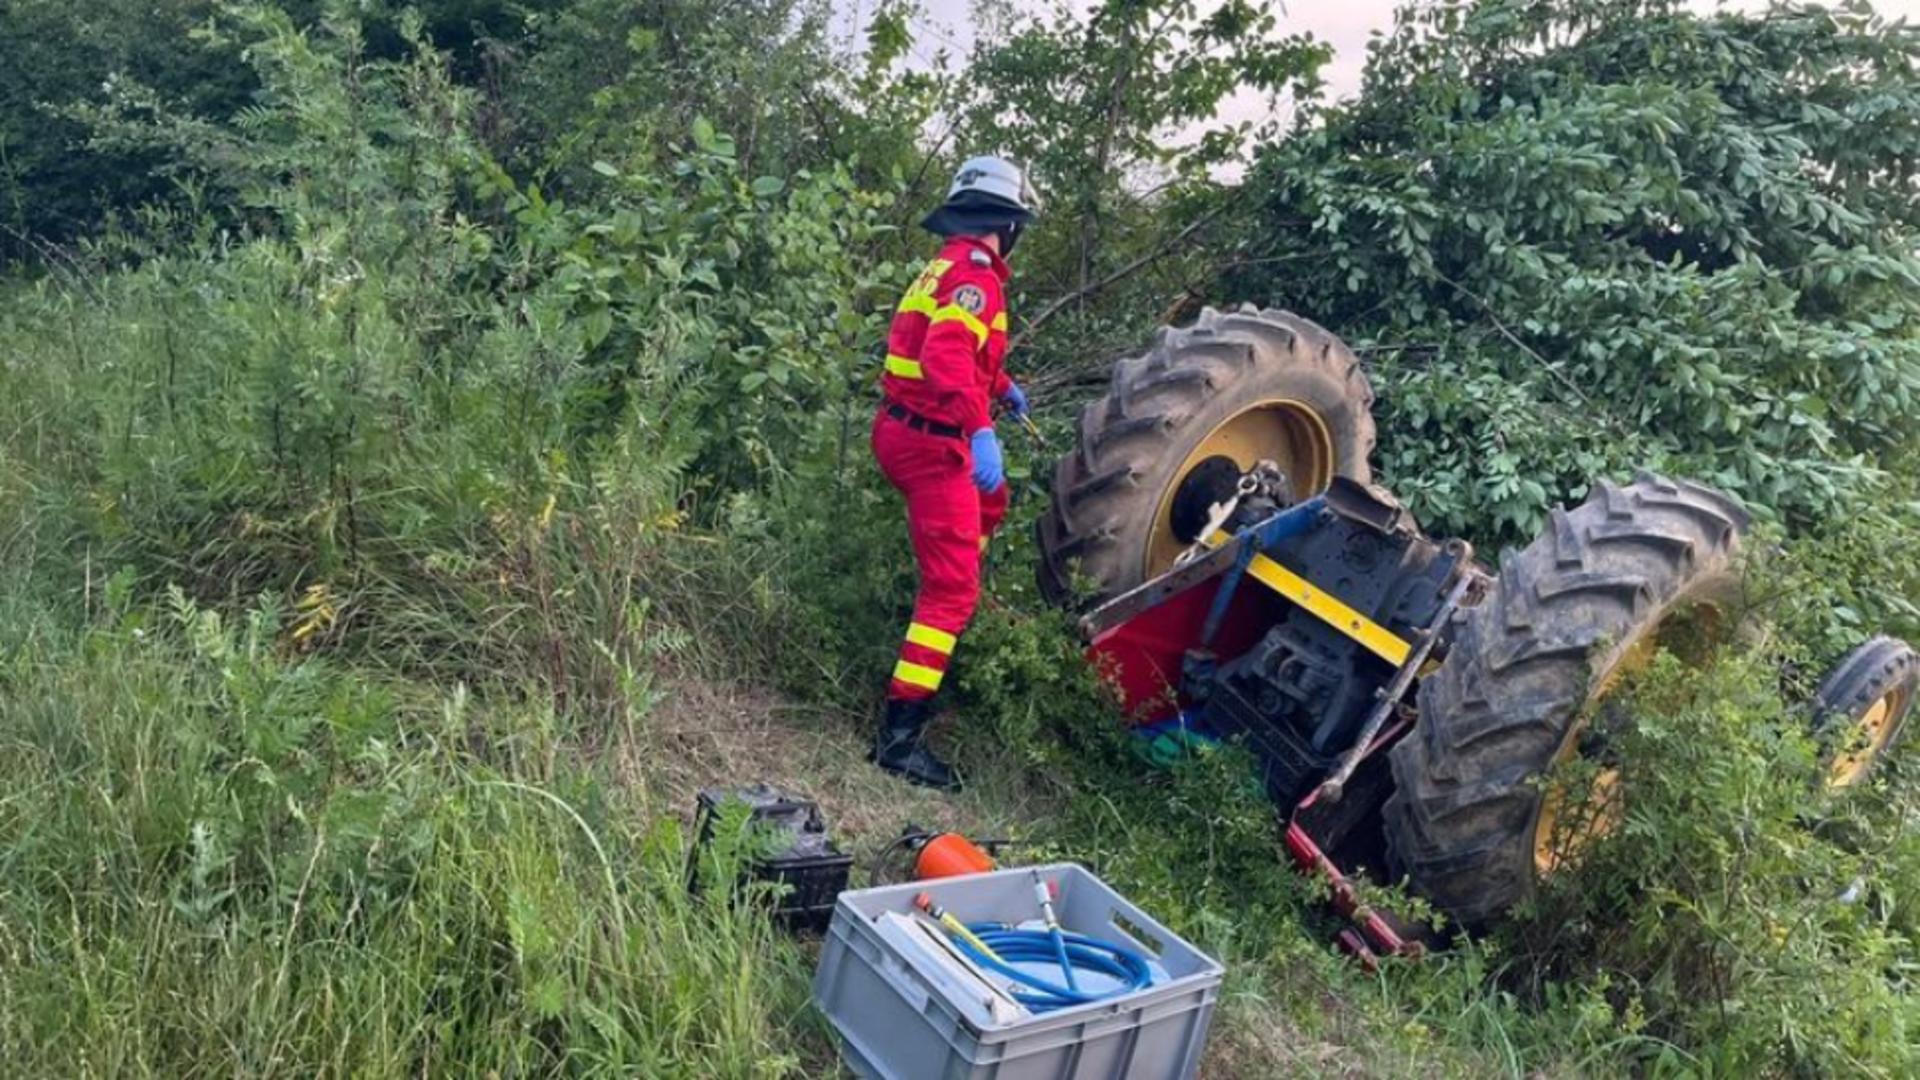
[0, 0, 562, 262]
[1235, 0, 1920, 542]
[501, 0, 844, 183]
[958, 0, 1328, 289]
[941, 0, 1331, 386]
[0, 0, 248, 258]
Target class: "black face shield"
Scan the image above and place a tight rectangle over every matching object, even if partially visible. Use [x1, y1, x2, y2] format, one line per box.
[994, 219, 1026, 256]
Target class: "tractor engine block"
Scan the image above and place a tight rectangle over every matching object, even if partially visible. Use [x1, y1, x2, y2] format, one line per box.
[1194, 481, 1471, 807]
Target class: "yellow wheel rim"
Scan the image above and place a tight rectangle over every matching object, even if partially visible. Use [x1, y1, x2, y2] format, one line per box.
[1145, 400, 1336, 578]
[1534, 765, 1622, 876]
[1827, 686, 1910, 789]
[1532, 601, 1727, 877]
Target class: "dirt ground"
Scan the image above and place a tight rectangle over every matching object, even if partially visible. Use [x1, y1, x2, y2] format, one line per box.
[621, 673, 1049, 882]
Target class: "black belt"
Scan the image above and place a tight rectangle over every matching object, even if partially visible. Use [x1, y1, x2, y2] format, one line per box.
[883, 401, 964, 440]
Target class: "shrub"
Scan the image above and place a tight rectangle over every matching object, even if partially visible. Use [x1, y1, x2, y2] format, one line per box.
[1234, 0, 1920, 545]
[1509, 644, 1919, 1075]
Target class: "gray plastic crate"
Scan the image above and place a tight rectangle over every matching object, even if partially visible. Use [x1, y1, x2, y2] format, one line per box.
[812, 863, 1224, 1080]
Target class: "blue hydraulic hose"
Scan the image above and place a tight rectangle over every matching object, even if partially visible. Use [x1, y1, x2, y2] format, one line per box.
[954, 925, 1155, 1012]
[1051, 925, 1078, 992]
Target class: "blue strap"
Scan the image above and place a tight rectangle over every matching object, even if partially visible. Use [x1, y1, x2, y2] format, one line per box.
[1199, 496, 1326, 647]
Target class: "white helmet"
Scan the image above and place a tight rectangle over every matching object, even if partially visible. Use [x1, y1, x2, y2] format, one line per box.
[945, 155, 1041, 216]
[923, 155, 1040, 245]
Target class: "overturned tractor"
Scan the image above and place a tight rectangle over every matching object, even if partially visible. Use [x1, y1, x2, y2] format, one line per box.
[1036, 307, 1919, 950]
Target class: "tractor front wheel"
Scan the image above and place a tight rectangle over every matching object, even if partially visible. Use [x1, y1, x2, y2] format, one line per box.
[1815, 635, 1919, 789]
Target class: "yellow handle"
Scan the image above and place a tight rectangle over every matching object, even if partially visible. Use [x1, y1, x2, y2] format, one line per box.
[941, 913, 1004, 962]
[1017, 413, 1047, 450]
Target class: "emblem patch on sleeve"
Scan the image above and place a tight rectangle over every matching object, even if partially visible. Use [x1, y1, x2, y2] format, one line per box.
[953, 284, 987, 314]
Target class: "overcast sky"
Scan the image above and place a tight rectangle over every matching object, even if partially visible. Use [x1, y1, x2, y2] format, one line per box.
[866, 0, 1920, 109]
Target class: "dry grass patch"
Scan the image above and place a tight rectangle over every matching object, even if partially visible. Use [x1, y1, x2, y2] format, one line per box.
[621, 673, 1058, 879]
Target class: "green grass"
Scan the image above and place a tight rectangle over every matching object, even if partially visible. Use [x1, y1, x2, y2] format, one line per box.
[6, 513, 1918, 1076]
[0, 580, 1492, 1077]
[0, 586, 827, 1076]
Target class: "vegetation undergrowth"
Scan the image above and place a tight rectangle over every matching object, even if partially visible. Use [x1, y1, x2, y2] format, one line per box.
[0, 585, 821, 1074]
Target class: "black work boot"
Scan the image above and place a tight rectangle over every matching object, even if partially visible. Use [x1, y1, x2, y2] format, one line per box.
[870, 698, 960, 791]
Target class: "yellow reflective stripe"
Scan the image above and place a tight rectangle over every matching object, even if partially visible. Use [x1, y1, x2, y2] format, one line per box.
[905, 622, 957, 655]
[1245, 553, 1413, 666]
[884, 354, 923, 379]
[931, 304, 990, 344]
[898, 283, 993, 344]
[892, 660, 944, 691]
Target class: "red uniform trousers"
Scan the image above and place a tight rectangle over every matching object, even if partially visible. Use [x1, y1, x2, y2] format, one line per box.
[873, 408, 1008, 701]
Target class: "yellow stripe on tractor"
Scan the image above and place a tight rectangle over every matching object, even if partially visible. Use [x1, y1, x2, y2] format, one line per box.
[892, 659, 944, 691]
[1244, 553, 1413, 667]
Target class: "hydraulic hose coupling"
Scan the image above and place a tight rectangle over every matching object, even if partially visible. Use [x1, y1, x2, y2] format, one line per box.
[1032, 871, 1079, 992]
[914, 891, 1004, 961]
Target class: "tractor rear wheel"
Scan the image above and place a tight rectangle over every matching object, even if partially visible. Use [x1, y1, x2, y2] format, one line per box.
[1037, 307, 1377, 605]
[1383, 473, 1751, 928]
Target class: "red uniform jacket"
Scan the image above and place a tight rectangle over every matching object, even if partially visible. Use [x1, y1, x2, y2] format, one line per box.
[879, 235, 1011, 434]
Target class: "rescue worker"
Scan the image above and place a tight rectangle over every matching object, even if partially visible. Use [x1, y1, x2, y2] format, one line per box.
[869, 156, 1039, 790]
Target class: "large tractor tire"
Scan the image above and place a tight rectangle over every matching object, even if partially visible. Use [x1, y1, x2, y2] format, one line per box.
[1038, 307, 1376, 605]
[1383, 473, 1751, 928]
[1814, 635, 1919, 789]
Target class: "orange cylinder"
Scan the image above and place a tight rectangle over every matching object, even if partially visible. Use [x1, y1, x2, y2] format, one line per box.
[913, 832, 996, 880]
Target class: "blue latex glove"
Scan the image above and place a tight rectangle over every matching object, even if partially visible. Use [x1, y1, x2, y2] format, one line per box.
[1001, 381, 1030, 420]
[969, 428, 1005, 493]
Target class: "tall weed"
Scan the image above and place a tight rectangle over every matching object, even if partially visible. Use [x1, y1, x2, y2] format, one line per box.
[0, 589, 818, 1076]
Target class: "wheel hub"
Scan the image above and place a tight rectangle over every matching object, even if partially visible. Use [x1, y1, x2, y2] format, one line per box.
[1146, 400, 1334, 576]
[1533, 766, 1622, 876]
[1167, 456, 1245, 544]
